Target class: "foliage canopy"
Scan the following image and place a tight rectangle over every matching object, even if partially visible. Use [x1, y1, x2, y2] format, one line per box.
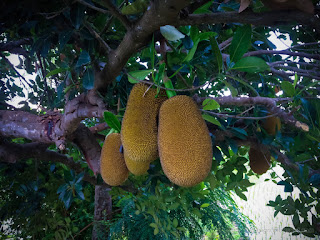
[0, 0, 320, 239]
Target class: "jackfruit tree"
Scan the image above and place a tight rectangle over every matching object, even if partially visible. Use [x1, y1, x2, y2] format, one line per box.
[0, 0, 320, 239]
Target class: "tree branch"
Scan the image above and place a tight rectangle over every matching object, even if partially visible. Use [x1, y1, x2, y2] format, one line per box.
[76, 0, 108, 14]
[99, 0, 131, 30]
[0, 140, 97, 185]
[176, 10, 320, 32]
[0, 38, 31, 57]
[95, 0, 191, 92]
[244, 49, 320, 60]
[84, 21, 112, 54]
[195, 96, 309, 132]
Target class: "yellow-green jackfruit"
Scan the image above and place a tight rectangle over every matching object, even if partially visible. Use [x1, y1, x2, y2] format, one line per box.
[121, 83, 167, 162]
[124, 151, 150, 176]
[263, 115, 281, 135]
[158, 95, 213, 187]
[249, 146, 271, 175]
[100, 133, 129, 186]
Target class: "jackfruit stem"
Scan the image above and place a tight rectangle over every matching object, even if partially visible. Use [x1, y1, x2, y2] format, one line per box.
[163, 77, 176, 98]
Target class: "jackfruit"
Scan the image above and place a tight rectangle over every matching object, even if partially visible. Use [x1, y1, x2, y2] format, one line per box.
[100, 133, 129, 186]
[121, 83, 167, 162]
[263, 115, 281, 135]
[249, 146, 271, 175]
[158, 95, 213, 187]
[124, 151, 150, 176]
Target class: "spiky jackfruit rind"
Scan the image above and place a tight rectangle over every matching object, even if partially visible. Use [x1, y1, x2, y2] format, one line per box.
[249, 147, 271, 175]
[263, 116, 281, 136]
[121, 83, 167, 162]
[158, 95, 213, 187]
[100, 133, 129, 186]
[124, 152, 150, 176]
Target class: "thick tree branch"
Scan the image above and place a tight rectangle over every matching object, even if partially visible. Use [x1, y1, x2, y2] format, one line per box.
[71, 124, 102, 175]
[0, 140, 96, 185]
[0, 38, 31, 57]
[0, 110, 53, 143]
[177, 10, 320, 32]
[95, 0, 191, 91]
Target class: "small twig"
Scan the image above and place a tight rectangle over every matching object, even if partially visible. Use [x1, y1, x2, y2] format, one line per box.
[290, 42, 320, 49]
[269, 61, 320, 69]
[273, 65, 320, 80]
[219, 37, 233, 50]
[84, 21, 112, 54]
[73, 221, 94, 239]
[100, 1, 126, 35]
[201, 110, 280, 120]
[126, 70, 216, 92]
[76, 0, 108, 14]
[177, 72, 192, 88]
[89, 123, 109, 134]
[39, 4, 72, 19]
[244, 49, 320, 60]
[99, 0, 131, 30]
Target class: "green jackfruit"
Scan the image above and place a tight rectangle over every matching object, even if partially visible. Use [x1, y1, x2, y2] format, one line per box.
[100, 133, 129, 186]
[158, 95, 213, 187]
[249, 146, 271, 175]
[124, 151, 150, 176]
[121, 83, 167, 162]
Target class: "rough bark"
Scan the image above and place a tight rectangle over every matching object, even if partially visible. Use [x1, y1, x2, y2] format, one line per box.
[92, 185, 112, 240]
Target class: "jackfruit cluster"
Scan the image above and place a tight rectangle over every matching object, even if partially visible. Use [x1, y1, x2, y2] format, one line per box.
[158, 95, 213, 187]
[263, 115, 281, 136]
[100, 133, 129, 186]
[121, 83, 167, 163]
[249, 146, 271, 175]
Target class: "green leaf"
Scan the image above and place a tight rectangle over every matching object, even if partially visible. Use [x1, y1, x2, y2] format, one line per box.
[229, 25, 252, 63]
[202, 114, 221, 127]
[70, 3, 85, 30]
[103, 111, 121, 132]
[231, 127, 248, 137]
[200, 203, 210, 208]
[281, 81, 295, 97]
[282, 227, 295, 233]
[183, 38, 200, 62]
[224, 81, 238, 96]
[76, 50, 91, 68]
[121, 0, 149, 15]
[59, 30, 73, 50]
[277, 180, 293, 192]
[127, 69, 153, 83]
[153, 227, 159, 235]
[235, 188, 247, 201]
[202, 99, 220, 110]
[293, 73, 298, 88]
[210, 36, 223, 73]
[83, 68, 95, 90]
[149, 223, 158, 228]
[46, 68, 69, 78]
[193, 1, 213, 14]
[231, 57, 269, 73]
[172, 218, 178, 228]
[160, 25, 185, 41]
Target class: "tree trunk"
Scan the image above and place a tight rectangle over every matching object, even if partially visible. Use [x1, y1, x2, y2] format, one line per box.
[92, 185, 112, 240]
